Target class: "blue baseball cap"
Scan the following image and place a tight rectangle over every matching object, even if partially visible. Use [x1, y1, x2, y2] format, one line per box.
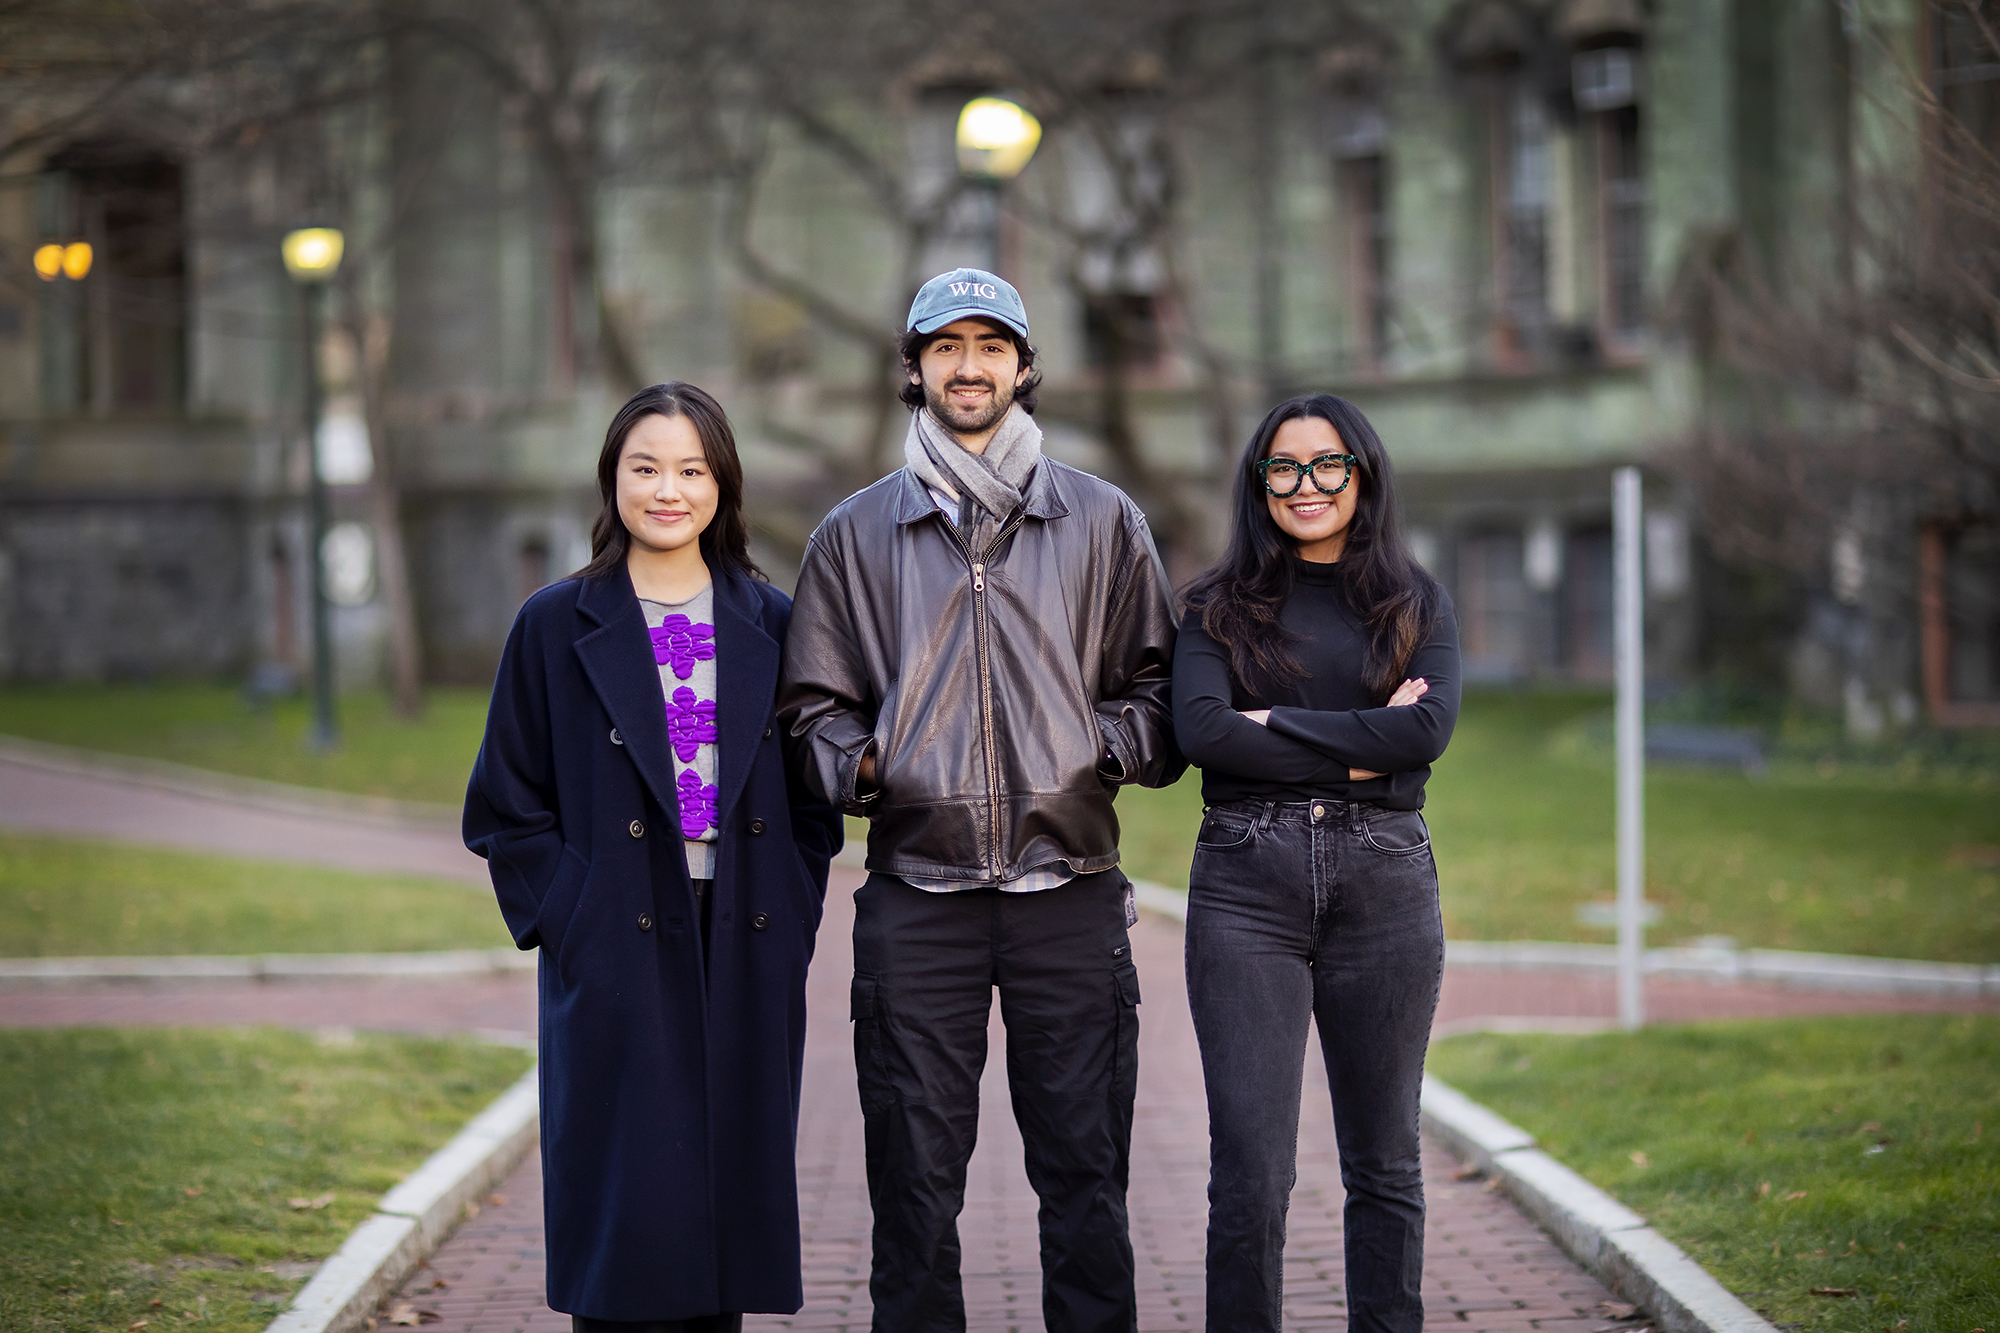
[906, 268, 1030, 339]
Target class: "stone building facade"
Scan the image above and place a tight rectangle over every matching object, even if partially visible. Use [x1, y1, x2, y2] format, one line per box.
[1, 0, 1990, 727]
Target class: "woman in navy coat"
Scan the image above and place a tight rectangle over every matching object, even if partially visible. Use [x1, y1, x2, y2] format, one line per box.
[465, 382, 842, 1331]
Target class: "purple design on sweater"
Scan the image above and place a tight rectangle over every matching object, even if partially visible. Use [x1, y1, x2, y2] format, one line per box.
[677, 767, 719, 837]
[665, 686, 718, 763]
[649, 615, 716, 680]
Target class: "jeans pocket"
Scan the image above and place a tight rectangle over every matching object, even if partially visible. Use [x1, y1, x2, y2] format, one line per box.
[1195, 809, 1256, 851]
[1360, 809, 1432, 856]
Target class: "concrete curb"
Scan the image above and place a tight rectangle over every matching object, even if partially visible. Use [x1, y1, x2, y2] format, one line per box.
[1420, 1074, 1778, 1333]
[266, 1065, 540, 1333]
[1131, 881, 1997, 998]
[0, 949, 535, 985]
[0, 734, 460, 831]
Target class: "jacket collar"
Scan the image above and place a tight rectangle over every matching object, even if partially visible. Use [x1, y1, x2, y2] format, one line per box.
[891, 456, 1071, 525]
[571, 563, 777, 840]
[572, 567, 683, 827]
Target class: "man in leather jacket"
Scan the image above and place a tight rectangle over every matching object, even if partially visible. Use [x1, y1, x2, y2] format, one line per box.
[778, 268, 1183, 1333]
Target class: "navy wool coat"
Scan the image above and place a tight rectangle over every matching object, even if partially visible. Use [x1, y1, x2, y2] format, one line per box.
[464, 566, 841, 1321]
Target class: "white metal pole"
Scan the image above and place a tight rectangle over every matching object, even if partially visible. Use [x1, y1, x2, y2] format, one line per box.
[1613, 467, 1646, 1029]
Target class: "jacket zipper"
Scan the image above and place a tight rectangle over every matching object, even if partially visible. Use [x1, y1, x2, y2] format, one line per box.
[941, 511, 1026, 880]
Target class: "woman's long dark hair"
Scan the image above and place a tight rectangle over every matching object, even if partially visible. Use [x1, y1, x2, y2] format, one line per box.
[574, 382, 766, 584]
[1182, 394, 1441, 701]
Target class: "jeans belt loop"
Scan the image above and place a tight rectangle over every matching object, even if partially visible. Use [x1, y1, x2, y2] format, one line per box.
[1256, 801, 1276, 834]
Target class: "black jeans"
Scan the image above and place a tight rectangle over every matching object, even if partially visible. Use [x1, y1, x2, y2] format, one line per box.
[1185, 799, 1444, 1333]
[850, 870, 1141, 1333]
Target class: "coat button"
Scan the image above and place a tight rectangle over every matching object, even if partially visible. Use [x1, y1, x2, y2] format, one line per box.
[749, 818, 767, 836]
[763, 724, 773, 739]
[610, 728, 624, 746]
[751, 913, 770, 931]
[636, 913, 653, 932]
[629, 819, 645, 838]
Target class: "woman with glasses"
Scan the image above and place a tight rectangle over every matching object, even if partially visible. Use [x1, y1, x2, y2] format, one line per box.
[1172, 394, 1459, 1333]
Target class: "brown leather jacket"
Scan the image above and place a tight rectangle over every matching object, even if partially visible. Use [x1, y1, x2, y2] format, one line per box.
[777, 460, 1184, 883]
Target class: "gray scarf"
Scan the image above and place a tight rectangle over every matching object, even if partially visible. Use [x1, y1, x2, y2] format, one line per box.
[902, 405, 1043, 545]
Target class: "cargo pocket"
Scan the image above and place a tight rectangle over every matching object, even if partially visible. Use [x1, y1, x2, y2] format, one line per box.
[851, 973, 893, 1115]
[1112, 956, 1141, 1098]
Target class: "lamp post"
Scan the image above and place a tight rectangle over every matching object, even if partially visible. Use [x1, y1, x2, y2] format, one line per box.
[955, 95, 1042, 272]
[282, 227, 345, 751]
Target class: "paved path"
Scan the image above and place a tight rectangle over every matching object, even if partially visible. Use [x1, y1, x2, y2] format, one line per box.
[0, 747, 487, 884]
[370, 873, 1640, 1333]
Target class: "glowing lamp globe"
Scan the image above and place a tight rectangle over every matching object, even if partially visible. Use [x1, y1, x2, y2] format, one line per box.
[956, 97, 1042, 180]
[282, 227, 345, 283]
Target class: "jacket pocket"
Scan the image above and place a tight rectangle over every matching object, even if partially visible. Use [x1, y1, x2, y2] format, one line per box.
[1360, 809, 1432, 857]
[535, 844, 590, 969]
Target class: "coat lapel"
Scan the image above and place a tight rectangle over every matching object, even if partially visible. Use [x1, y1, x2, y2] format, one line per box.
[711, 571, 779, 828]
[573, 569, 683, 830]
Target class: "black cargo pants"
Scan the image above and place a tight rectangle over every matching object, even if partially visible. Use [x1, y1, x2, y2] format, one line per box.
[850, 869, 1141, 1333]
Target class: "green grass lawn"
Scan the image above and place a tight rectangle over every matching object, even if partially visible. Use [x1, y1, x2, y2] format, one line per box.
[1426, 1014, 1999, 1333]
[0, 833, 510, 957]
[1116, 690, 2000, 963]
[0, 685, 491, 807]
[5, 683, 1997, 961]
[0, 1027, 534, 1333]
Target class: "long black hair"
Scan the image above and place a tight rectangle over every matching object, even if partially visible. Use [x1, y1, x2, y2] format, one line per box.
[574, 382, 766, 584]
[1181, 394, 1441, 701]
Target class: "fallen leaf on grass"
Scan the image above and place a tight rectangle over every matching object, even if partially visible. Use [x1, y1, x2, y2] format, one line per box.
[1810, 1287, 1858, 1298]
[1756, 1181, 1771, 1197]
[127, 1322, 148, 1331]
[1591, 1301, 1640, 1319]
[149, 1300, 163, 1309]
[183, 1187, 204, 1198]
[109, 1218, 126, 1226]
[1628, 1151, 1649, 1168]
[288, 1193, 336, 1211]
[1783, 1191, 1808, 1201]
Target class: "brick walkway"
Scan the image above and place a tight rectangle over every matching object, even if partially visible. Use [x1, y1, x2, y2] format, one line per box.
[363, 869, 1990, 1333]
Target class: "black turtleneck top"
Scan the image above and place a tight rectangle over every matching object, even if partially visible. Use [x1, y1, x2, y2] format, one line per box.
[1171, 557, 1461, 810]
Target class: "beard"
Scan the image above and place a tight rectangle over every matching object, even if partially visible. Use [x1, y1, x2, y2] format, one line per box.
[924, 374, 1015, 436]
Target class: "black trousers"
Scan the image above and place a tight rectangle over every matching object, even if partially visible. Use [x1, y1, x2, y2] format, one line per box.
[850, 870, 1141, 1333]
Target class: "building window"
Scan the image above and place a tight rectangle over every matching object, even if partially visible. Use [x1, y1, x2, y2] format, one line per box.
[1495, 84, 1551, 362]
[1082, 291, 1162, 370]
[1921, 521, 2000, 725]
[1337, 154, 1393, 369]
[1936, 0, 2000, 155]
[1575, 45, 1647, 349]
[37, 140, 187, 416]
[1458, 529, 1532, 681]
[1562, 527, 1616, 682]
